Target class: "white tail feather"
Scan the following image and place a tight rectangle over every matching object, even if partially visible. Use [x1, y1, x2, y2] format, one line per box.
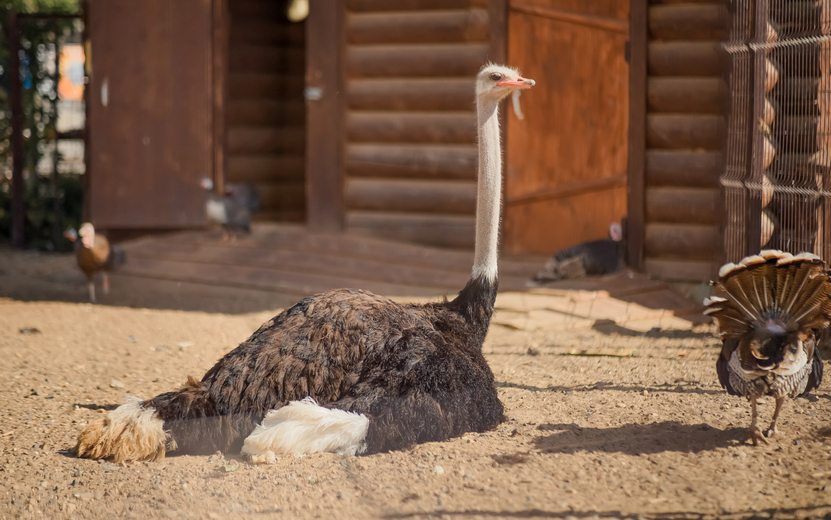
[241, 397, 369, 463]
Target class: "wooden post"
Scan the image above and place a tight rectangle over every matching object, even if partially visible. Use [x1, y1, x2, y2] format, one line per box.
[212, 0, 228, 196]
[626, 0, 647, 270]
[8, 11, 25, 249]
[305, 0, 344, 231]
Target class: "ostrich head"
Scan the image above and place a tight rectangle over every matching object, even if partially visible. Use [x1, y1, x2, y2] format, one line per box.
[78, 222, 96, 248]
[476, 64, 535, 101]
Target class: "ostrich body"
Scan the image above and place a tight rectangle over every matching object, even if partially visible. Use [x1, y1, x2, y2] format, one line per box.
[64, 223, 125, 303]
[74, 65, 535, 462]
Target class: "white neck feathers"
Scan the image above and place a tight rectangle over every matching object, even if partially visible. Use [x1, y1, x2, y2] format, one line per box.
[471, 97, 501, 283]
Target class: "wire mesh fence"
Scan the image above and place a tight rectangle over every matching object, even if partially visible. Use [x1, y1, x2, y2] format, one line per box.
[722, 0, 831, 261]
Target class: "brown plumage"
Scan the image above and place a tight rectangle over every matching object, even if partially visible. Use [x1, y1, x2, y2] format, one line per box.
[705, 250, 830, 445]
[74, 64, 535, 463]
[64, 223, 125, 303]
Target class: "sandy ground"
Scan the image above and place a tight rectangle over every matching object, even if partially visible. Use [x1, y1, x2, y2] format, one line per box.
[2, 249, 831, 520]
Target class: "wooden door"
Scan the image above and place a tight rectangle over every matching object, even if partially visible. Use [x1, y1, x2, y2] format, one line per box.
[87, 0, 213, 228]
[503, 0, 629, 254]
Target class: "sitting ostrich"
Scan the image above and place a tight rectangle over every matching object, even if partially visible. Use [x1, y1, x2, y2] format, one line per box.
[74, 64, 535, 463]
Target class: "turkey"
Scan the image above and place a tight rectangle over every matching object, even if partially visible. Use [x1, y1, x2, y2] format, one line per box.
[533, 222, 624, 282]
[704, 250, 829, 445]
[73, 64, 535, 463]
[64, 223, 126, 303]
[205, 183, 262, 240]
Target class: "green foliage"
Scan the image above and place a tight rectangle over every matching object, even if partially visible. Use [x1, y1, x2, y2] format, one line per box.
[0, 0, 82, 250]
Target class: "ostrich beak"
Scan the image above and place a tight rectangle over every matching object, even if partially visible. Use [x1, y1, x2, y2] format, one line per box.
[497, 77, 535, 88]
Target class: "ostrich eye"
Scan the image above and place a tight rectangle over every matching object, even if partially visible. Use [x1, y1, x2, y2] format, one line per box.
[489, 73, 502, 82]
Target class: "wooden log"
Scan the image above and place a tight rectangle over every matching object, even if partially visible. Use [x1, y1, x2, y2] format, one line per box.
[347, 9, 488, 45]
[229, 19, 304, 46]
[646, 114, 723, 150]
[644, 223, 720, 259]
[347, 111, 476, 144]
[648, 4, 725, 40]
[643, 258, 716, 282]
[766, 58, 780, 92]
[257, 182, 306, 210]
[346, 0, 488, 12]
[227, 126, 305, 154]
[346, 211, 476, 249]
[348, 78, 475, 111]
[226, 99, 305, 126]
[648, 42, 721, 76]
[645, 150, 721, 187]
[647, 77, 722, 113]
[227, 154, 305, 184]
[648, 0, 724, 4]
[229, 45, 305, 73]
[229, 0, 288, 18]
[345, 143, 477, 179]
[345, 178, 476, 214]
[769, 1, 825, 27]
[228, 73, 304, 98]
[253, 209, 305, 223]
[346, 43, 489, 78]
[645, 187, 720, 224]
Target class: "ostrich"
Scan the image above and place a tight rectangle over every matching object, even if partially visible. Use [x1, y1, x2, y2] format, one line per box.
[74, 64, 535, 463]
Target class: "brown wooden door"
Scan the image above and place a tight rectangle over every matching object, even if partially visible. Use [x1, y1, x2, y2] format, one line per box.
[87, 0, 213, 228]
[503, 0, 629, 254]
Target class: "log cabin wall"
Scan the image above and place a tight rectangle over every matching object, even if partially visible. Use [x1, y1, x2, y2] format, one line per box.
[341, 0, 494, 249]
[225, 0, 306, 222]
[638, 0, 726, 282]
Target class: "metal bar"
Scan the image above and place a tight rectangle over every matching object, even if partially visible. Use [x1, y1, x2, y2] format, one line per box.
[746, 0, 768, 255]
[626, 0, 648, 270]
[8, 11, 25, 249]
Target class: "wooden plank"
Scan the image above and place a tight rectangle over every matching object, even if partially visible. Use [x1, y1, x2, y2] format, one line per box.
[213, 0, 229, 195]
[644, 223, 720, 259]
[227, 155, 305, 183]
[648, 77, 722, 114]
[346, 0, 488, 12]
[505, 1, 629, 255]
[226, 126, 305, 154]
[627, 0, 647, 269]
[645, 150, 721, 187]
[228, 73, 304, 98]
[347, 78, 475, 111]
[306, 0, 344, 231]
[643, 258, 717, 283]
[229, 0, 288, 18]
[346, 143, 478, 180]
[648, 4, 725, 40]
[226, 99, 305, 125]
[229, 19, 304, 46]
[648, 41, 721, 76]
[510, 2, 629, 34]
[346, 9, 489, 45]
[346, 43, 489, 78]
[228, 44, 304, 72]
[258, 182, 306, 211]
[87, 0, 212, 229]
[345, 178, 476, 214]
[489, 0, 507, 64]
[645, 187, 720, 224]
[347, 111, 477, 144]
[347, 211, 476, 249]
[646, 114, 723, 150]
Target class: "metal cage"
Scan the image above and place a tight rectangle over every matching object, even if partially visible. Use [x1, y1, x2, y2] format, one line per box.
[722, 0, 831, 261]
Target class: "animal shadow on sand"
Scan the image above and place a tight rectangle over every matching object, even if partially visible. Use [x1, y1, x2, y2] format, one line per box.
[533, 421, 745, 455]
[382, 505, 831, 519]
[591, 321, 714, 339]
[74, 403, 120, 412]
[495, 380, 723, 396]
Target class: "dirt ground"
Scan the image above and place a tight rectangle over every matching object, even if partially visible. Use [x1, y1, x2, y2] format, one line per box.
[2, 249, 831, 520]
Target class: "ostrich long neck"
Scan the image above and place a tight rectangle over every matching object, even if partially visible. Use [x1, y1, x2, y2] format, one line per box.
[471, 96, 501, 283]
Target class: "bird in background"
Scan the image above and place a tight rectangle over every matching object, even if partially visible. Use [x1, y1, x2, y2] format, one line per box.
[533, 222, 624, 282]
[64, 223, 126, 303]
[72, 64, 534, 463]
[205, 182, 262, 241]
[704, 250, 829, 445]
